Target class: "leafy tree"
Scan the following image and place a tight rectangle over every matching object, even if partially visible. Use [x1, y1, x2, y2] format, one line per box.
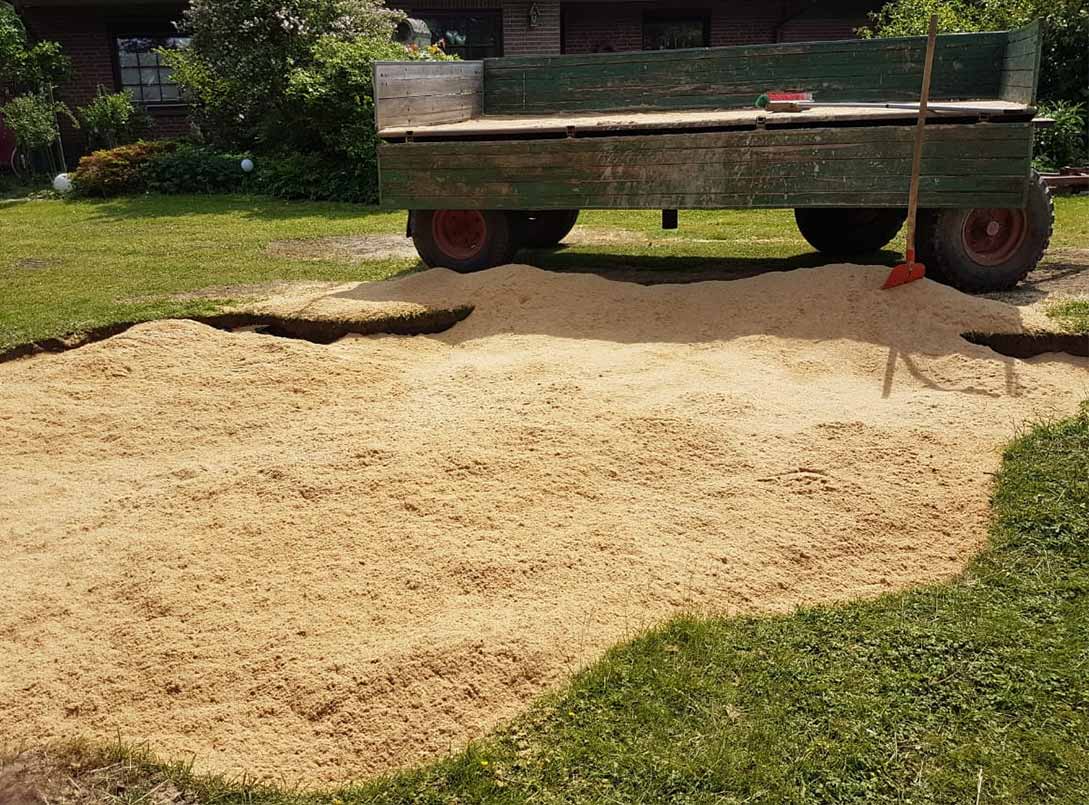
[0, 1, 68, 98]
[162, 0, 406, 150]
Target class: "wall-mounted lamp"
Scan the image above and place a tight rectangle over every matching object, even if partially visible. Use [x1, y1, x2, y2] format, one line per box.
[528, 1, 541, 28]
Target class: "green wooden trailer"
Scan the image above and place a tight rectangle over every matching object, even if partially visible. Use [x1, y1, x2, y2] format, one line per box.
[374, 22, 1051, 292]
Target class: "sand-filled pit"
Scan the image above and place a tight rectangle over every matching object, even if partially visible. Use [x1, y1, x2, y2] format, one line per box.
[1, 264, 1087, 786]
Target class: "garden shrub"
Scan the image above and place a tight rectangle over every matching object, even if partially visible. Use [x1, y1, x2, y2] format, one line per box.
[250, 151, 374, 202]
[1034, 102, 1088, 170]
[71, 140, 176, 196]
[160, 0, 454, 202]
[143, 143, 250, 194]
[0, 92, 76, 176]
[76, 85, 150, 150]
[68, 140, 378, 202]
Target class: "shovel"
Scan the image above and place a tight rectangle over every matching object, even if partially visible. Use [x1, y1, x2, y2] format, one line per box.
[883, 14, 939, 290]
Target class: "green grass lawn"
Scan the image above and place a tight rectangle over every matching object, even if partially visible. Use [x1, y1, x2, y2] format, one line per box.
[1049, 300, 1089, 333]
[17, 403, 1089, 803]
[3, 194, 1087, 351]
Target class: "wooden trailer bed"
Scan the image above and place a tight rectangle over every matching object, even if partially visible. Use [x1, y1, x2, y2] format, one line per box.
[377, 100, 1034, 141]
[372, 22, 1053, 292]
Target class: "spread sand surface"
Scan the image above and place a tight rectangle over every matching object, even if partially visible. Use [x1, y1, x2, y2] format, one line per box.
[2, 264, 1087, 786]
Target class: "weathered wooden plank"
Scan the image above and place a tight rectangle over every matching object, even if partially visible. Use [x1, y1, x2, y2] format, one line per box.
[380, 190, 1028, 210]
[484, 31, 1008, 70]
[380, 123, 1033, 159]
[483, 83, 997, 112]
[486, 45, 1006, 77]
[484, 70, 995, 99]
[382, 158, 1030, 182]
[484, 82, 998, 113]
[482, 74, 993, 101]
[376, 76, 481, 100]
[378, 93, 481, 119]
[381, 144, 1030, 170]
[484, 48, 1004, 84]
[384, 170, 1026, 193]
[374, 61, 483, 80]
[382, 145, 1032, 171]
[373, 61, 482, 130]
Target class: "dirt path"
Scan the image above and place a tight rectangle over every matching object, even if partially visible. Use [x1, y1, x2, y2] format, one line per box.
[1, 265, 1086, 786]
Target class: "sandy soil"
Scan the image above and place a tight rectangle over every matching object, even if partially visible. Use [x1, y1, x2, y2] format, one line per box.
[266, 234, 421, 263]
[1, 264, 1087, 787]
[263, 231, 1089, 315]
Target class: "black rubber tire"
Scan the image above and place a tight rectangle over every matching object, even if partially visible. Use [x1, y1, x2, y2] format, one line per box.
[412, 209, 518, 272]
[794, 207, 907, 255]
[915, 170, 1053, 293]
[513, 210, 580, 248]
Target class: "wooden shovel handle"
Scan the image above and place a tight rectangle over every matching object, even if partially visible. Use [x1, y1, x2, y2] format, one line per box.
[904, 15, 939, 260]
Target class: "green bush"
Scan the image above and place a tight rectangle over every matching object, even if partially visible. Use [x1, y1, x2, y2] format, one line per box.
[0, 92, 75, 175]
[67, 140, 377, 202]
[0, 92, 69, 151]
[77, 86, 150, 150]
[250, 151, 374, 202]
[143, 143, 250, 194]
[0, 1, 68, 98]
[162, 0, 404, 150]
[161, 0, 455, 201]
[70, 140, 176, 196]
[1034, 101, 1088, 170]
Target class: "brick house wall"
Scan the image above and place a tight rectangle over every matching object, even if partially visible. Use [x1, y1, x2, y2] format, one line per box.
[503, 0, 560, 55]
[18, 2, 188, 165]
[561, 3, 640, 53]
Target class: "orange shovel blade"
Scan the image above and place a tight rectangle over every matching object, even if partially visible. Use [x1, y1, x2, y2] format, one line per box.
[882, 260, 925, 289]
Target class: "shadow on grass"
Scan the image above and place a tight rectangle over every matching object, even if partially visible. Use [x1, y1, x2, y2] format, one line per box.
[78, 193, 387, 223]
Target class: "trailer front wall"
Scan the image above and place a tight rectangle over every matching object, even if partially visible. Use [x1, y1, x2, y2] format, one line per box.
[378, 122, 1034, 210]
[481, 23, 1040, 115]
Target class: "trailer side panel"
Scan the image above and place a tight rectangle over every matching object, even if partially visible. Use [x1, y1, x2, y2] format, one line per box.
[378, 122, 1033, 210]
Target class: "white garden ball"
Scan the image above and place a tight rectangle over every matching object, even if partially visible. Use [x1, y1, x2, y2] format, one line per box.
[52, 173, 72, 193]
[240, 158, 254, 173]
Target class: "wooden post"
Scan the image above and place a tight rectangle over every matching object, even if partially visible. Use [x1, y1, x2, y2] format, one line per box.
[903, 14, 939, 266]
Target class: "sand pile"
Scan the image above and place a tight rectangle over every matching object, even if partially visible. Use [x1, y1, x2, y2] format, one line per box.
[1, 264, 1086, 786]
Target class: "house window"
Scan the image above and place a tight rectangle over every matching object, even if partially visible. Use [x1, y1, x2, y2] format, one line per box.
[115, 36, 190, 104]
[415, 12, 502, 59]
[642, 13, 709, 50]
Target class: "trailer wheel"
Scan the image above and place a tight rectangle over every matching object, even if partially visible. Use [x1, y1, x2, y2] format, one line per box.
[916, 171, 1053, 293]
[412, 209, 518, 272]
[513, 210, 580, 248]
[794, 208, 907, 255]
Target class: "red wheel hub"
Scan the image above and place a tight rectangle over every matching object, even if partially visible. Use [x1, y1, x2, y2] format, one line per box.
[962, 208, 1027, 266]
[432, 210, 487, 261]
